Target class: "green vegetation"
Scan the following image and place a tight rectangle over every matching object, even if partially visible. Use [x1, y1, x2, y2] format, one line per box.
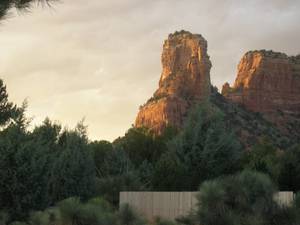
[0, 0, 55, 20]
[153, 103, 242, 190]
[210, 91, 295, 148]
[179, 170, 300, 225]
[279, 145, 300, 192]
[0, 78, 299, 224]
[7, 197, 178, 225]
[242, 138, 281, 183]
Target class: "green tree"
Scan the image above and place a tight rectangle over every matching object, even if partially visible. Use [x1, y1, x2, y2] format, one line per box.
[0, 116, 61, 220]
[94, 148, 143, 205]
[165, 103, 242, 190]
[0, 79, 19, 126]
[89, 140, 113, 177]
[152, 151, 186, 191]
[48, 123, 96, 203]
[242, 138, 281, 184]
[0, 106, 31, 220]
[279, 145, 300, 192]
[113, 127, 168, 167]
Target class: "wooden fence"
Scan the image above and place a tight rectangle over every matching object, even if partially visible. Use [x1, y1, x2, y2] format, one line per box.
[119, 191, 295, 221]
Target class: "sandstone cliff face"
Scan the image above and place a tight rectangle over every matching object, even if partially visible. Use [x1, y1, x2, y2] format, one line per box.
[222, 51, 300, 114]
[222, 50, 300, 135]
[135, 31, 211, 134]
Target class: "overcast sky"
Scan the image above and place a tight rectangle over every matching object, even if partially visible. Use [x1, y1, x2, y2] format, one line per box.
[0, 0, 299, 141]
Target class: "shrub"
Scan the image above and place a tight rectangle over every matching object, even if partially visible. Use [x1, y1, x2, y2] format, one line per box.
[0, 211, 9, 225]
[195, 171, 277, 225]
[151, 217, 177, 225]
[118, 204, 146, 225]
[58, 197, 116, 225]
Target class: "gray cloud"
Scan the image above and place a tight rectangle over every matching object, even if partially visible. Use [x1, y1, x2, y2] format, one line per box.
[0, 0, 299, 140]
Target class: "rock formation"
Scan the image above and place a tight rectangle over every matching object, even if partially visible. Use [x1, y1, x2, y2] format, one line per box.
[222, 50, 300, 114]
[135, 30, 212, 134]
[222, 50, 300, 135]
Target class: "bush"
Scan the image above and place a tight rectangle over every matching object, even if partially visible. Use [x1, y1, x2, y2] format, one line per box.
[0, 211, 9, 225]
[194, 170, 288, 225]
[118, 204, 146, 225]
[10, 198, 149, 225]
[58, 197, 116, 225]
[151, 217, 177, 225]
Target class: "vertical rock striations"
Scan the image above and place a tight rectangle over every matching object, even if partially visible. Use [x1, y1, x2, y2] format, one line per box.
[135, 31, 212, 134]
[222, 50, 300, 135]
[222, 50, 300, 114]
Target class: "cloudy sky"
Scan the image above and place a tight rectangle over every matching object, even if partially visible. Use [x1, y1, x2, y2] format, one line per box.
[0, 0, 299, 141]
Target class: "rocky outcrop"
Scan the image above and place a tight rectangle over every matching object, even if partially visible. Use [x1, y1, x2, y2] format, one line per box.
[222, 50, 300, 136]
[135, 30, 212, 134]
[222, 50, 300, 114]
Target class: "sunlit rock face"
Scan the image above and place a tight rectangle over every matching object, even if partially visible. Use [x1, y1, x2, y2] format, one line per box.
[222, 50, 300, 135]
[135, 31, 212, 134]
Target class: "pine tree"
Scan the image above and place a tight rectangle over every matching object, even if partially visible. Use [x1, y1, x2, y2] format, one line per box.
[0, 0, 55, 20]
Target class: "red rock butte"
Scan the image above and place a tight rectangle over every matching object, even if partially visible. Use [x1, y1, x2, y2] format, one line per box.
[222, 50, 300, 114]
[222, 50, 300, 133]
[136, 31, 300, 138]
[135, 30, 212, 134]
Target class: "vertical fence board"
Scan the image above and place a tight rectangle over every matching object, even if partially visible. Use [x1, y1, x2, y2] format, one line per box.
[119, 191, 294, 221]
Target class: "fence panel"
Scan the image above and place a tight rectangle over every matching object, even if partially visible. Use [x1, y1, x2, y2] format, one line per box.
[119, 191, 294, 221]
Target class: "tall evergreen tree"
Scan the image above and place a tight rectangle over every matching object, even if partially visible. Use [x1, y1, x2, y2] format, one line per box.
[156, 102, 242, 190]
[49, 124, 96, 203]
[0, 106, 30, 219]
[48, 123, 96, 203]
[0, 116, 60, 220]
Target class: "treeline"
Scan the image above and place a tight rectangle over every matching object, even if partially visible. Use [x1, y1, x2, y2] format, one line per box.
[0, 78, 299, 224]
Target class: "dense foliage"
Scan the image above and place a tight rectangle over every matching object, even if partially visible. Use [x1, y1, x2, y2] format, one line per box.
[181, 170, 300, 225]
[279, 145, 300, 192]
[152, 103, 242, 190]
[5, 197, 178, 225]
[0, 78, 299, 224]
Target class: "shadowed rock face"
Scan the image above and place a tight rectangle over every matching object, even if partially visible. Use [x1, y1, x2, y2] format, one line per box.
[222, 50, 300, 135]
[135, 31, 212, 134]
